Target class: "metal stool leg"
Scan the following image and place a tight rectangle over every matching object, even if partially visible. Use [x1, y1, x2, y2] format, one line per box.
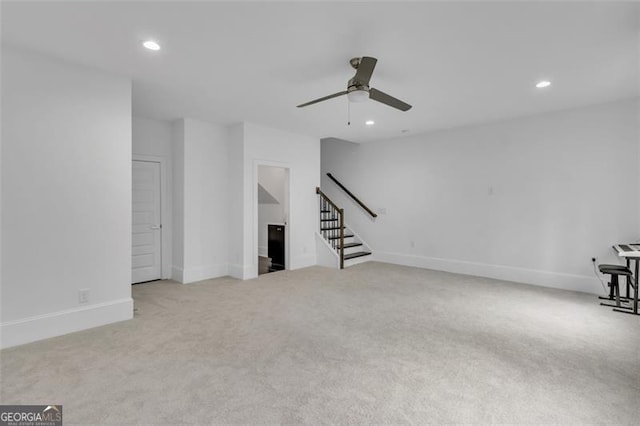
[614, 273, 640, 315]
[598, 278, 616, 301]
[601, 275, 631, 308]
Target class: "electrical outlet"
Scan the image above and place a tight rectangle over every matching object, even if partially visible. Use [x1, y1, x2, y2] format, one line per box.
[78, 289, 90, 304]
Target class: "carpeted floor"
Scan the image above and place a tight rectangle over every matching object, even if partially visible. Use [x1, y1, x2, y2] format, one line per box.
[1, 262, 638, 424]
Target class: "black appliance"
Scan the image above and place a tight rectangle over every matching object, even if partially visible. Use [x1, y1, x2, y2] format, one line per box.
[268, 224, 285, 271]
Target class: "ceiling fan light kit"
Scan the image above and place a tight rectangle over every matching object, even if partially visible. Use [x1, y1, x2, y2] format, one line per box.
[297, 56, 412, 112]
[347, 89, 369, 103]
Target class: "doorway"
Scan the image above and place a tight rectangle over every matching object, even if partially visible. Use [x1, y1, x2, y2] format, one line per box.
[132, 160, 162, 283]
[257, 165, 289, 275]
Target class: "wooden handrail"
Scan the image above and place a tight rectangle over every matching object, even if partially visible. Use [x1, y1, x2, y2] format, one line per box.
[326, 173, 378, 218]
[316, 187, 340, 211]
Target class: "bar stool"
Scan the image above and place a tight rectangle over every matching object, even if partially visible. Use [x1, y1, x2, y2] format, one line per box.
[598, 264, 633, 309]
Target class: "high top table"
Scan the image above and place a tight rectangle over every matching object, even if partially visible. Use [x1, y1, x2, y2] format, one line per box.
[612, 244, 640, 315]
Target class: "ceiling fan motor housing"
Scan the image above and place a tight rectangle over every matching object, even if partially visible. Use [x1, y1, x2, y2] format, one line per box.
[348, 78, 369, 93]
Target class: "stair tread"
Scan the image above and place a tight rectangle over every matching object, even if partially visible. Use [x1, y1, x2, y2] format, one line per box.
[328, 234, 353, 240]
[321, 226, 344, 230]
[340, 242, 363, 249]
[321, 218, 338, 222]
[344, 251, 372, 260]
[320, 209, 331, 213]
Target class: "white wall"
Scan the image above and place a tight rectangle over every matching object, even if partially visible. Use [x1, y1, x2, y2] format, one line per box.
[1, 48, 133, 348]
[229, 122, 320, 279]
[133, 116, 173, 279]
[258, 166, 286, 257]
[172, 121, 320, 281]
[227, 124, 246, 279]
[133, 116, 173, 158]
[171, 119, 186, 280]
[322, 99, 640, 294]
[172, 118, 230, 283]
[259, 166, 286, 204]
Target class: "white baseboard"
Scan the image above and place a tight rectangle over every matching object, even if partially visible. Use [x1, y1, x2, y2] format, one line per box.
[373, 251, 602, 295]
[181, 264, 229, 284]
[171, 265, 184, 283]
[0, 298, 133, 349]
[229, 263, 254, 280]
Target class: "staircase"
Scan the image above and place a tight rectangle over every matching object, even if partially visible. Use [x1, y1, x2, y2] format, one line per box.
[316, 187, 372, 268]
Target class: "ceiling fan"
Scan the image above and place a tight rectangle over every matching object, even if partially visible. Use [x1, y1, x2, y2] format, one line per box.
[297, 56, 412, 111]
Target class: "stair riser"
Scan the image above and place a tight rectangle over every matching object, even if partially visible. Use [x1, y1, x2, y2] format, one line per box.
[325, 236, 355, 247]
[325, 245, 362, 256]
[342, 245, 364, 256]
[324, 234, 354, 240]
[344, 254, 372, 267]
[324, 227, 351, 234]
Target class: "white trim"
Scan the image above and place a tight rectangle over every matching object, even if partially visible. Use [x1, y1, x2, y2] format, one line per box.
[229, 264, 253, 280]
[345, 222, 373, 253]
[0, 298, 133, 349]
[342, 225, 373, 267]
[132, 155, 172, 279]
[315, 232, 339, 268]
[171, 266, 184, 283]
[253, 160, 291, 280]
[373, 251, 603, 295]
[181, 264, 229, 284]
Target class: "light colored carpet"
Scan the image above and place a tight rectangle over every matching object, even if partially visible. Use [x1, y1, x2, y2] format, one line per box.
[1, 262, 638, 424]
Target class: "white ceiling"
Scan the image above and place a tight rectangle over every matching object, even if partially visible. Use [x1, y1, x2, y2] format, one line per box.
[2, 1, 638, 143]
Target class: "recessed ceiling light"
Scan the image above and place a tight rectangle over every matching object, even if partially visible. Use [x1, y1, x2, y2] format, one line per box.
[536, 80, 551, 88]
[365, 120, 375, 126]
[142, 40, 161, 51]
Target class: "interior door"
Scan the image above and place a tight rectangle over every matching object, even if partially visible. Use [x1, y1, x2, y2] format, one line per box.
[132, 160, 162, 283]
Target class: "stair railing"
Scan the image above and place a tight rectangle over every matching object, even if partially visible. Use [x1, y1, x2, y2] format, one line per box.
[326, 173, 377, 218]
[316, 187, 344, 269]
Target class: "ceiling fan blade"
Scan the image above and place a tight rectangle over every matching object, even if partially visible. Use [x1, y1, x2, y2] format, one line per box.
[354, 56, 377, 86]
[369, 88, 412, 111]
[297, 90, 348, 108]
